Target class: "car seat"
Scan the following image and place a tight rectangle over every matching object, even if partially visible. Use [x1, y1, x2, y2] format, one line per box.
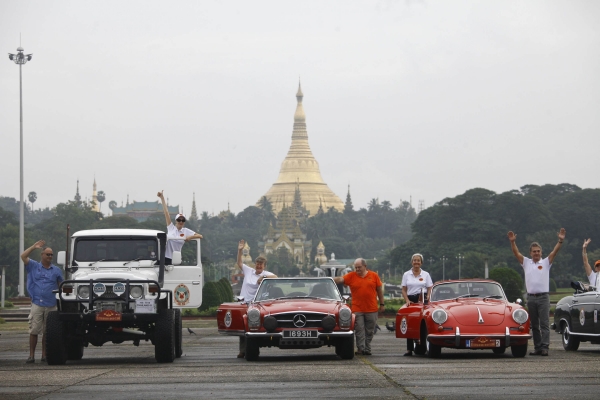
[435, 287, 456, 300]
[310, 283, 332, 298]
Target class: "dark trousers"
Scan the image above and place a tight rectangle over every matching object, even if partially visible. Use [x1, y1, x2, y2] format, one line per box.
[165, 257, 172, 265]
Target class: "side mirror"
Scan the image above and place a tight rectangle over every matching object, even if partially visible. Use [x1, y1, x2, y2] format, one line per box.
[515, 298, 522, 305]
[342, 295, 350, 302]
[171, 251, 182, 266]
[236, 296, 244, 302]
[57, 251, 66, 266]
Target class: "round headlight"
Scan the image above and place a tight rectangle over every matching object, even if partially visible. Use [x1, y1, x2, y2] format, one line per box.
[513, 309, 528, 324]
[78, 285, 90, 299]
[432, 309, 448, 325]
[339, 307, 352, 322]
[248, 308, 261, 324]
[130, 286, 143, 299]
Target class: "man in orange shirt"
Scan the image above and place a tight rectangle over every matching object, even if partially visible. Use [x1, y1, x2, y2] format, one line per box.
[334, 258, 384, 355]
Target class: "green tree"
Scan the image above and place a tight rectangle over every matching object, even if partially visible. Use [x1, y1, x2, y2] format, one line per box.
[489, 266, 524, 302]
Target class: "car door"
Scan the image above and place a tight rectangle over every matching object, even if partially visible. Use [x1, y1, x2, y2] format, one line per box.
[163, 239, 203, 308]
[570, 292, 596, 335]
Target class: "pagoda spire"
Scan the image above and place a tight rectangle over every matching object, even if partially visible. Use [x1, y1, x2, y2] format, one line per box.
[344, 184, 354, 214]
[258, 83, 344, 216]
[91, 176, 99, 212]
[190, 192, 198, 221]
[74, 179, 81, 203]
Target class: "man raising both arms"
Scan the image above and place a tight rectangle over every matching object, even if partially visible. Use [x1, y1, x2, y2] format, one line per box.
[157, 190, 203, 265]
[508, 228, 565, 356]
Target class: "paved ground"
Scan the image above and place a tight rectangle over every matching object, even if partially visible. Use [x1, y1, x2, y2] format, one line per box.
[1, 320, 600, 399]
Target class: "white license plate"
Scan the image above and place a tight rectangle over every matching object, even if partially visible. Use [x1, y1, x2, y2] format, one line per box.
[283, 330, 317, 338]
[135, 299, 156, 313]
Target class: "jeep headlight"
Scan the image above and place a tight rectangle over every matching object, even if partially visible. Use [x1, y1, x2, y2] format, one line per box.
[247, 308, 261, 329]
[512, 309, 528, 324]
[78, 285, 90, 299]
[130, 286, 143, 299]
[339, 307, 352, 328]
[432, 309, 448, 325]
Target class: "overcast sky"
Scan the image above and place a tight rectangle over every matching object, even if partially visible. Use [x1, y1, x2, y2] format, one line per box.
[1, 0, 599, 217]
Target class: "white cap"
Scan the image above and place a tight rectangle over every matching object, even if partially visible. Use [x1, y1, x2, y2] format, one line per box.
[175, 213, 186, 221]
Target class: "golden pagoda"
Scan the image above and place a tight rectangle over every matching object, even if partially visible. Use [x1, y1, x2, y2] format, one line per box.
[258, 83, 344, 216]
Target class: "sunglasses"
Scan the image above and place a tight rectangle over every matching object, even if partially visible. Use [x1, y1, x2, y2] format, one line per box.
[45, 253, 54, 256]
[176, 219, 186, 223]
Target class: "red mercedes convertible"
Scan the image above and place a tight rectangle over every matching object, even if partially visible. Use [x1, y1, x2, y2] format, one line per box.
[217, 277, 355, 361]
[396, 279, 531, 357]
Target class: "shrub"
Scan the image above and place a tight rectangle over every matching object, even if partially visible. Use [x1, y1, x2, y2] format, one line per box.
[198, 306, 219, 317]
[0, 317, 5, 324]
[218, 277, 233, 302]
[549, 278, 557, 293]
[1, 301, 14, 308]
[199, 282, 222, 311]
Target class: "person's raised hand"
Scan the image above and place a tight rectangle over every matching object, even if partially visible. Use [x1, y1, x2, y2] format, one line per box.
[507, 231, 517, 242]
[34, 240, 45, 249]
[558, 228, 566, 241]
[238, 240, 245, 251]
[157, 190, 164, 199]
[583, 238, 591, 250]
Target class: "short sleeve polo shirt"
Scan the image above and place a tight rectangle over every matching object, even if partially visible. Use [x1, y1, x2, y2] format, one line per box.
[166, 223, 196, 258]
[25, 260, 63, 307]
[521, 256, 551, 294]
[401, 269, 433, 296]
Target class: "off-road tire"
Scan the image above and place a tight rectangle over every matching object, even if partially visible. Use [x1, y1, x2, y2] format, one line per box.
[155, 309, 176, 363]
[174, 309, 183, 358]
[511, 343, 527, 358]
[338, 336, 355, 360]
[66, 338, 84, 360]
[245, 337, 260, 361]
[492, 347, 506, 355]
[45, 311, 67, 365]
[561, 320, 580, 351]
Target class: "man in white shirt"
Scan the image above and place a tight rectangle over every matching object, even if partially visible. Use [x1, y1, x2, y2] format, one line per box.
[235, 239, 277, 358]
[158, 191, 203, 264]
[582, 239, 600, 288]
[508, 228, 566, 356]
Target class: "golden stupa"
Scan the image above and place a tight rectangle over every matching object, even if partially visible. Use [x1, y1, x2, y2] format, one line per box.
[258, 83, 344, 216]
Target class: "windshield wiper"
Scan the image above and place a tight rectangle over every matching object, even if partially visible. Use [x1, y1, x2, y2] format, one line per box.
[483, 295, 503, 300]
[123, 258, 141, 266]
[278, 296, 319, 300]
[455, 294, 481, 299]
[88, 259, 106, 267]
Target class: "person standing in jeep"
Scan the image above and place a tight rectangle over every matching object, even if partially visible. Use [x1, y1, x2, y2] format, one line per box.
[157, 190, 203, 264]
[21, 240, 64, 364]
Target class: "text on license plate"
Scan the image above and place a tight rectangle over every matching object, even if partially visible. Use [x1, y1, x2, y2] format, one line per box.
[283, 330, 317, 338]
[466, 337, 500, 348]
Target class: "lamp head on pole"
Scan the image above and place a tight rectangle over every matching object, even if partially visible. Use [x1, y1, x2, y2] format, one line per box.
[8, 47, 32, 65]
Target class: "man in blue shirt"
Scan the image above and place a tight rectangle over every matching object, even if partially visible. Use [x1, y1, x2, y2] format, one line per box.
[21, 240, 64, 363]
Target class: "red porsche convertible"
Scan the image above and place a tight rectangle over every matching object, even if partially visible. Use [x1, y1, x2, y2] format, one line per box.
[217, 277, 355, 361]
[396, 279, 531, 357]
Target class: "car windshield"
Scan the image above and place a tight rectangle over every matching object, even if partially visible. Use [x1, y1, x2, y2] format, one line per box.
[74, 237, 159, 262]
[255, 278, 341, 302]
[431, 282, 506, 302]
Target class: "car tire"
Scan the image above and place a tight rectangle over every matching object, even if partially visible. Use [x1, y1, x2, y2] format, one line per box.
[45, 311, 67, 365]
[422, 326, 441, 358]
[174, 309, 183, 358]
[561, 320, 580, 351]
[155, 309, 176, 363]
[413, 342, 427, 355]
[510, 343, 527, 358]
[66, 338, 84, 360]
[338, 336, 355, 360]
[245, 337, 260, 361]
[492, 347, 506, 355]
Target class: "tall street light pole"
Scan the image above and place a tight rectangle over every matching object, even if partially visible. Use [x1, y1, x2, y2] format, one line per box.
[457, 254, 464, 280]
[8, 46, 32, 297]
[441, 256, 447, 281]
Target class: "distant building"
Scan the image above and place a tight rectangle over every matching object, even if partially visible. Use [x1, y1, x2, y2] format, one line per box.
[110, 199, 178, 222]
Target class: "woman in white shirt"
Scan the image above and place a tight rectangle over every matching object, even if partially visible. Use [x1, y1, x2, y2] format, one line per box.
[401, 253, 433, 356]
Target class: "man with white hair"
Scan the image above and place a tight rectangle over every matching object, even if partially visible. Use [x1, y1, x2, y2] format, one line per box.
[334, 258, 384, 356]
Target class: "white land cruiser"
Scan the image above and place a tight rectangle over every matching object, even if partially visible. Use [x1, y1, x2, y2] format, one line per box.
[48, 229, 203, 365]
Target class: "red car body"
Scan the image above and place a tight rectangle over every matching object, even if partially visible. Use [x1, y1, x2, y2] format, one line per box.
[217, 277, 355, 361]
[395, 279, 531, 357]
